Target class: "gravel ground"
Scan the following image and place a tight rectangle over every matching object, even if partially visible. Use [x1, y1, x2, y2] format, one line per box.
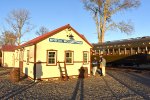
[0, 67, 150, 100]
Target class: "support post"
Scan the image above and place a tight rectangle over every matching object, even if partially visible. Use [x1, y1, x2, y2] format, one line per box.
[113, 48, 115, 55]
[130, 48, 132, 55]
[107, 49, 109, 55]
[124, 48, 126, 55]
[138, 47, 140, 53]
[118, 48, 120, 55]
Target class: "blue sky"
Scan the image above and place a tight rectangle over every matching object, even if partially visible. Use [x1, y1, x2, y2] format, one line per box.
[0, 0, 150, 43]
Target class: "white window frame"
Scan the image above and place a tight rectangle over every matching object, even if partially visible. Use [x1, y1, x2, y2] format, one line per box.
[65, 51, 74, 64]
[83, 51, 89, 64]
[47, 50, 57, 66]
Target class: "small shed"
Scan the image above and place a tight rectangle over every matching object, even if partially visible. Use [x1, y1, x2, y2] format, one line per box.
[1, 45, 16, 67]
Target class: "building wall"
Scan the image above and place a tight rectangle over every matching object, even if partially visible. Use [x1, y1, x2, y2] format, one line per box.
[22, 45, 35, 79]
[35, 29, 91, 79]
[23, 63, 34, 79]
[13, 45, 35, 78]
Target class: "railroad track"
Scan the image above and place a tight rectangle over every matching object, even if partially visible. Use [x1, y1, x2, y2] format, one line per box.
[106, 71, 150, 100]
[106, 66, 150, 71]
[101, 77, 120, 100]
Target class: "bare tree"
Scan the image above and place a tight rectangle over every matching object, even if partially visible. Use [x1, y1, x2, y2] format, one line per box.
[6, 9, 33, 45]
[82, 0, 140, 44]
[0, 31, 17, 45]
[36, 26, 49, 36]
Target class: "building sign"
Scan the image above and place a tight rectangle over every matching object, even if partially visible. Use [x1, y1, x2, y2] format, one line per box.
[49, 38, 83, 44]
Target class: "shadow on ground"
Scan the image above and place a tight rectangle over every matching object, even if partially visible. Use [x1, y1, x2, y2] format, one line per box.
[0, 81, 39, 100]
[71, 67, 85, 100]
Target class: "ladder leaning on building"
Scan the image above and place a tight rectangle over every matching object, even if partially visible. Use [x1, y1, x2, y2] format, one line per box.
[58, 61, 69, 81]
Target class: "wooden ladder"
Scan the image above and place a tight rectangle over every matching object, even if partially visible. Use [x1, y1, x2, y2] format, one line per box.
[58, 61, 68, 81]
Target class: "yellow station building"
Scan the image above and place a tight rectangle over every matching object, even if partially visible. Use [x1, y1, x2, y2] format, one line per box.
[3, 24, 92, 80]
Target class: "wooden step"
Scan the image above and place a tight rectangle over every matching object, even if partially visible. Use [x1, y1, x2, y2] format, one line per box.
[60, 67, 65, 68]
[61, 71, 65, 72]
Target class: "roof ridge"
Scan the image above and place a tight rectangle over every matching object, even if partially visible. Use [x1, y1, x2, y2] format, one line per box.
[19, 24, 70, 48]
[16, 24, 92, 49]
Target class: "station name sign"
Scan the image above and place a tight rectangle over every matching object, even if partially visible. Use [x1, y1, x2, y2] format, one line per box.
[49, 38, 83, 44]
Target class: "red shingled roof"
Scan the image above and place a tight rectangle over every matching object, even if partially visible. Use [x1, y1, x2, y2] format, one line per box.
[18, 24, 92, 48]
[1, 45, 16, 52]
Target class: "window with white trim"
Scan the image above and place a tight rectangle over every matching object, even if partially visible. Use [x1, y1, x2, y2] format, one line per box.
[65, 51, 73, 64]
[83, 51, 88, 64]
[47, 50, 57, 65]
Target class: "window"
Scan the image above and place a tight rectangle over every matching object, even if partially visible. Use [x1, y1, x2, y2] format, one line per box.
[27, 50, 29, 65]
[65, 51, 73, 64]
[47, 50, 57, 65]
[83, 51, 88, 64]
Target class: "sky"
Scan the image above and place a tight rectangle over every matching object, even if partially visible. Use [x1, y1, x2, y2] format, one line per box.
[0, 0, 150, 44]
